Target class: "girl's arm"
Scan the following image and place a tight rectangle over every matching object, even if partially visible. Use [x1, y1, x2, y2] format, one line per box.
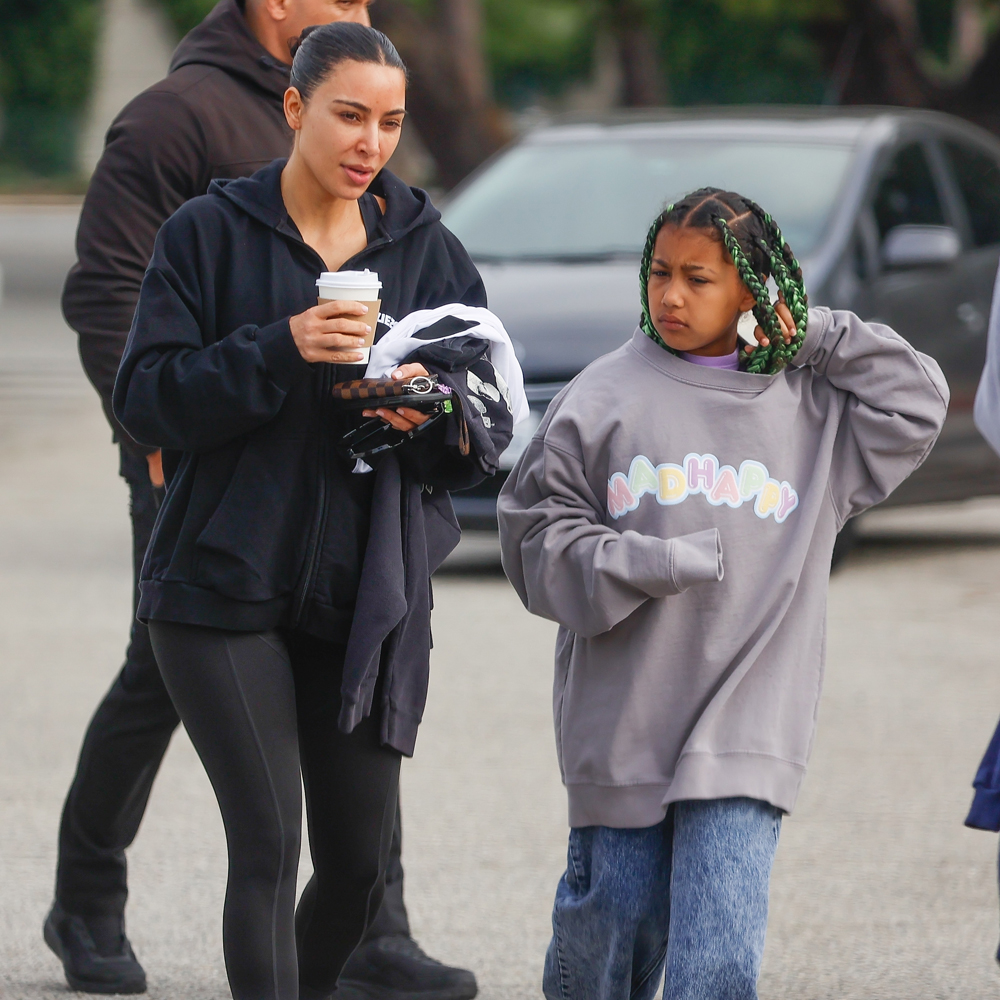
[792, 307, 950, 524]
[112, 211, 313, 453]
[498, 431, 723, 638]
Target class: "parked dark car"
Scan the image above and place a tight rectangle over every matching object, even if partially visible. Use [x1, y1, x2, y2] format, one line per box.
[441, 107, 1000, 529]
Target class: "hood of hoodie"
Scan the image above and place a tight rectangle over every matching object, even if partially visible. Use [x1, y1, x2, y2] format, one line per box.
[169, 0, 290, 101]
[210, 158, 442, 243]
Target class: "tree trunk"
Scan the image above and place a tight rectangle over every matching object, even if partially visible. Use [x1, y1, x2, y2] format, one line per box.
[829, 0, 938, 107]
[439, 0, 490, 107]
[603, 0, 665, 107]
[370, 0, 509, 190]
[948, 27, 1000, 134]
[816, 0, 1000, 140]
[951, 0, 985, 68]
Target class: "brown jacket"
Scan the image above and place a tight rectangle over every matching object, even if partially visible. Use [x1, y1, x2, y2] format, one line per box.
[62, 0, 292, 452]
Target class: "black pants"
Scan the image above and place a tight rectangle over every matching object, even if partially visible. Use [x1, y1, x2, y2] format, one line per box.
[148, 622, 401, 998]
[55, 448, 411, 939]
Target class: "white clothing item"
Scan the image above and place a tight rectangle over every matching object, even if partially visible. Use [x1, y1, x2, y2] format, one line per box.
[365, 304, 530, 425]
[974, 263, 1000, 457]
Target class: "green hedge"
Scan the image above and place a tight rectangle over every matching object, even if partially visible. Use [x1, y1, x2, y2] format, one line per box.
[157, 0, 215, 38]
[0, 0, 213, 179]
[659, 0, 830, 106]
[485, 0, 597, 107]
[0, 0, 100, 176]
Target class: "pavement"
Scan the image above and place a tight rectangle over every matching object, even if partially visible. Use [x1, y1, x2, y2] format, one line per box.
[3, 206, 1000, 999]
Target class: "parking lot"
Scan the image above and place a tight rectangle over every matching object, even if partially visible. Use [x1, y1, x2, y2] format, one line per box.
[2, 206, 1000, 999]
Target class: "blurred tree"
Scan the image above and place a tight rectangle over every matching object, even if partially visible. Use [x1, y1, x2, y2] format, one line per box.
[916, 0, 957, 62]
[157, 0, 214, 36]
[602, 0, 665, 105]
[822, 0, 936, 105]
[820, 0, 1000, 135]
[660, 0, 839, 105]
[484, 0, 596, 107]
[371, 0, 511, 188]
[0, 0, 100, 176]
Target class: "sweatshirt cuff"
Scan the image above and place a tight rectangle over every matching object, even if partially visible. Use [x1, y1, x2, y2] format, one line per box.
[667, 528, 724, 593]
[788, 307, 832, 369]
[255, 318, 312, 389]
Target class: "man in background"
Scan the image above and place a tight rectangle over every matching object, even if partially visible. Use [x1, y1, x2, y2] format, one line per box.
[51, 2, 478, 998]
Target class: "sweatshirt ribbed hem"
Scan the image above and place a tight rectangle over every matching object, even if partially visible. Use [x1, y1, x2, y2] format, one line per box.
[965, 787, 1000, 832]
[566, 751, 805, 828]
[139, 579, 289, 632]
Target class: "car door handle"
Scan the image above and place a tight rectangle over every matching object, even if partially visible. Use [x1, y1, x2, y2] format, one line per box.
[957, 302, 987, 334]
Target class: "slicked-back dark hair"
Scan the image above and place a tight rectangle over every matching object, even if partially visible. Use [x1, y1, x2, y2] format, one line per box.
[639, 187, 808, 375]
[290, 22, 406, 103]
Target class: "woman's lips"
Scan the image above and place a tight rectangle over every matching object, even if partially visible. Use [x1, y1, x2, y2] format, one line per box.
[344, 165, 374, 185]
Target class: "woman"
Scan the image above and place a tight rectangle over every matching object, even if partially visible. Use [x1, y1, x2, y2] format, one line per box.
[113, 23, 511, 1000]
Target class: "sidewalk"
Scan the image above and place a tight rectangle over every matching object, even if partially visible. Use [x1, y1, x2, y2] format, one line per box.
[2, 210, 1000, 996]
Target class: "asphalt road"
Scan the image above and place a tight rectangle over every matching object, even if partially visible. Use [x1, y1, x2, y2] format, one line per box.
[3, 207, 1000, 999]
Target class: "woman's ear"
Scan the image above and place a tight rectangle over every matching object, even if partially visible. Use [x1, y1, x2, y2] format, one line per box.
[283, 87, 304, 131]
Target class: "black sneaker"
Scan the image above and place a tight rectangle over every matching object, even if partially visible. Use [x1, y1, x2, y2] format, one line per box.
[337, 935, 478, 1000]
[43, 903, 147, 994]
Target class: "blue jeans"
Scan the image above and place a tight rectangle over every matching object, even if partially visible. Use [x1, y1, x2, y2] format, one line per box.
[544, 797, 782, 1000]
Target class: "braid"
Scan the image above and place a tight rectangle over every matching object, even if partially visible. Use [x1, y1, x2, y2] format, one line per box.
[744, 199, 809, 370]
[639, 207, 674, 353]
[638, 187, 809, 376]
[713, 218, 783, 375]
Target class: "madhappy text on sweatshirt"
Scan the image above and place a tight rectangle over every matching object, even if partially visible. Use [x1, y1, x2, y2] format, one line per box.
[608, 452, 800, 523]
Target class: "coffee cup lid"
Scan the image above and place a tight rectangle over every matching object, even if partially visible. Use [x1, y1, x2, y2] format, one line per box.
[316, 268, 382, 291]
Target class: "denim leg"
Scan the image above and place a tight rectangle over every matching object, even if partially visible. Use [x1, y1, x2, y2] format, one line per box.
[663, 798, 781, 1000]
[543, 824, 672, 1000]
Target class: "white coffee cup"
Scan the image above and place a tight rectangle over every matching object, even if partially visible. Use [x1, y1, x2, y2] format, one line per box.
[316, 269, 383, 365]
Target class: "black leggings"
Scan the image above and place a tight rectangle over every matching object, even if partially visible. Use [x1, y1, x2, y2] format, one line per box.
[148, 622, 401, 1000]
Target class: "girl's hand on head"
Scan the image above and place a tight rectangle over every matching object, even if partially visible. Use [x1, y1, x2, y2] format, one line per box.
[745, 299, 796, 355]
[289, 300, 372, 363]
[775, 295, 795, 345]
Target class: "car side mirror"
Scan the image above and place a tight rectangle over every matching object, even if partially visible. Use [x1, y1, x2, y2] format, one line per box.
[881, 225, 961, 269]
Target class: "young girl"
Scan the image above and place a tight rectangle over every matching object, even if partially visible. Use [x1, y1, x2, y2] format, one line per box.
[498, 188, 949, 1000]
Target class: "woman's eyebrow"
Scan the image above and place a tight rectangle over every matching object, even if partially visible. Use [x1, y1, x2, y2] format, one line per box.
[332, 99, 371, 112]
[331, 99, 406, 116]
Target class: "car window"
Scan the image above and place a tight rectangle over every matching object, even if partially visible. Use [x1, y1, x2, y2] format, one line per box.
[872, 143, 945, 240]
[943, 141, 1000, 247]
[441, 140, 854, 260]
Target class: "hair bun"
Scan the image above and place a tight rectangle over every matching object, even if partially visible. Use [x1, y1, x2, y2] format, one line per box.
[289, 25, 320, 60]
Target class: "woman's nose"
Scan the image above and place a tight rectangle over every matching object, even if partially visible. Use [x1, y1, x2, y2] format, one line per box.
[357, 125, 380, 158]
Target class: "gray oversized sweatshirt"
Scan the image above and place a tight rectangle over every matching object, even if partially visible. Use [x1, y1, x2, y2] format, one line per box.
[498, 308, 948, 828]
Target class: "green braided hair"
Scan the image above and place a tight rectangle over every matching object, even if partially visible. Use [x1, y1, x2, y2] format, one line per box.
[638, 187, 809, 375]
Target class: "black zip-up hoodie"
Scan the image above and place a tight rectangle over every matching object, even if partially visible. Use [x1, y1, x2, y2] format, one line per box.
[63, 0, 292, 454]
[113, 159, 496, 754]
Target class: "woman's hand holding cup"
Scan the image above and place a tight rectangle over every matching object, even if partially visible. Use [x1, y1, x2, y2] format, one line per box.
[289, 299, 371, 363]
